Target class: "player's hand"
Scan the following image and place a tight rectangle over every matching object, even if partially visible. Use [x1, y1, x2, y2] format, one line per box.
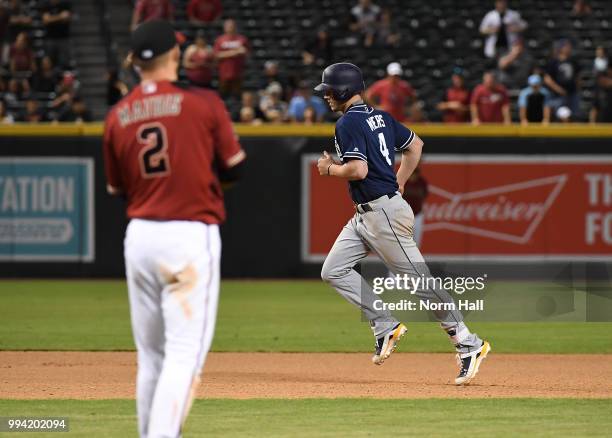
[317, 151, 335, 176]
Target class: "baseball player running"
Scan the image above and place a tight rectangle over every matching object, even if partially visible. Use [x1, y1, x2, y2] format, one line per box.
[315, 63, 490, 385]
[103, 21, 246, 437]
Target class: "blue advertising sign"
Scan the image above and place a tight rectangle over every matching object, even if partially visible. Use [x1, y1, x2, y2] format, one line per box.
[0, 157, 94, 261]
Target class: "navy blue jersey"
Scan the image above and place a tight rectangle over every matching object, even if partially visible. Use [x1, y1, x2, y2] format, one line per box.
[333, 103, 416, 204]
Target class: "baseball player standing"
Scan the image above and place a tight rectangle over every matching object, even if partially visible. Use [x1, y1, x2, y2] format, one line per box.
[103, 21, 246, 437]
[315, 63, 490, 385]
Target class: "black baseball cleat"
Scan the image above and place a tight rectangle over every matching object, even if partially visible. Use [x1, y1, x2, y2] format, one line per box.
[372, 323, 407, 365]
[455, 340, 491, 385]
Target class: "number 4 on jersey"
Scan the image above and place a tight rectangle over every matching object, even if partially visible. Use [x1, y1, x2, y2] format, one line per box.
[378, 133, 392, 166]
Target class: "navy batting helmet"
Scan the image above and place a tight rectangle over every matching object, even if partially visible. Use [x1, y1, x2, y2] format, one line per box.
[314, 62, 365, 102]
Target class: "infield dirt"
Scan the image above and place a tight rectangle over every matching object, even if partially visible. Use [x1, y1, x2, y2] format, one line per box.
[1, 352, 611, 399]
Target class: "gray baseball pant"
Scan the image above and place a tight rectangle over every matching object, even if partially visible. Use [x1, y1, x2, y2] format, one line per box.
[321, 193, 482, 354]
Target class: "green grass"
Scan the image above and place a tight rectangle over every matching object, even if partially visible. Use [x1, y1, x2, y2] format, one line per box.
[0, 280, 611, 353]
[0, 399, 610, 437]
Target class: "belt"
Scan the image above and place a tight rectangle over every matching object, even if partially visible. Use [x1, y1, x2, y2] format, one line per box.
[356, 192, 397, 213]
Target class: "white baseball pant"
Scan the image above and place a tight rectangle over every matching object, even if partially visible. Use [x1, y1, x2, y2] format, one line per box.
[124, 219, 221, 438]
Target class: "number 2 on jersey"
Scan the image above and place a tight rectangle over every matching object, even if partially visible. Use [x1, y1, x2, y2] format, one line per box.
[378, 133, 392, 166]
[137, 122, 171, 178]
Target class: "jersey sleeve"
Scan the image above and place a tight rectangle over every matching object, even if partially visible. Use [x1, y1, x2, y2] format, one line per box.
[392, 118, 416, 152]
[212, 94, 245, 168]
[102, 113, 123, 193]
[335, 119, 367, 161]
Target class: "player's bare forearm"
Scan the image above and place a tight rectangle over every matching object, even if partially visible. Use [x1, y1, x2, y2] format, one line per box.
[502, 105, 511, 124]
[543, 106, 551, 124]
[470, 104, 480, 125]
[330, 160, 368, 181]
[396, 135, 423, 189]
[317, 151, 367, 180]
[519, 107, 527, 125]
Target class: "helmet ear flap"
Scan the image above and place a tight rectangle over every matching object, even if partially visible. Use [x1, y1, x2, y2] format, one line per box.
[335, 86, 350, 102]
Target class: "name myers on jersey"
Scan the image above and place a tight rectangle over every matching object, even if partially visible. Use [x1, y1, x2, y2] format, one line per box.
[366, 114, 385, 131]
[117, 93, 184, 127]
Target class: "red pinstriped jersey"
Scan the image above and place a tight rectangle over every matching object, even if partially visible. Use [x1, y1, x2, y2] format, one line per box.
[103, 80, 244, 224]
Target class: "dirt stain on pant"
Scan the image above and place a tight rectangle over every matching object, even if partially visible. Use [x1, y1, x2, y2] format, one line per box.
[159, 264, 197, 319]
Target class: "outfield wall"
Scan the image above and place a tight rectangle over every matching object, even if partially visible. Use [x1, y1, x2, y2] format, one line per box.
[0, 124, 611, 278]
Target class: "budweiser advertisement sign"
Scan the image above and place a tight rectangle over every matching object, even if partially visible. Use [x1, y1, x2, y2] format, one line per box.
[301, 154, 612, 262]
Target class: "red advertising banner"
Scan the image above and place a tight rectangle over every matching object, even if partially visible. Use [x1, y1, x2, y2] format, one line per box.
[302, 155, 612, 262]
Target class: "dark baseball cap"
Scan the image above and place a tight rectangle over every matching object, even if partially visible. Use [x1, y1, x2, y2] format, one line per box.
[131, 20, 177, 61]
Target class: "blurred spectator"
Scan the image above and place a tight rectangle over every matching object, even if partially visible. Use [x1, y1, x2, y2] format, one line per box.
[183, 30, 214, 87]
[470, 71, 510, 124]
[349, 0, 380, 47]
[288, 80, 327, 122]
[233, 91, 265, 123]
[131, 0, 174, 31]
[594, 46, 608, 74]
[58, 97, 92, 122]
[51, 71, 78, 112]
[214, 18, 249, 99]
[259, 82, 287, 123]
[375, 8, 400, 47]
[408, 101, 428, 123]
[106, 69, 128, 106]
[237, 106, 256, 124]
[571, 0, 592, 17]
[32, 56, 59, 93]
[0, 2, 9, 64]
[4, 78, 24, 105]
[9, 31, 35, 75]
[6, 0, 32, 46]
[187, 0, 222, 25]
[41, 0, 72, 68]
[479, 0, 527, 59]
[0, 99, 15, 124]
[18, 99, 49, 122]
[366, 62, 416, 122]
[257, 60, 290, 99]
[544, 39, 581, 118]
[590, 65, 612, 123]
[437, 69, 470, 123]
[120, 51, 140, 90]
[302, 27, 333, 66]
[497, 38, 533, 89]
[518, 74, 551, 125]
[302, 106, 317, 125]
